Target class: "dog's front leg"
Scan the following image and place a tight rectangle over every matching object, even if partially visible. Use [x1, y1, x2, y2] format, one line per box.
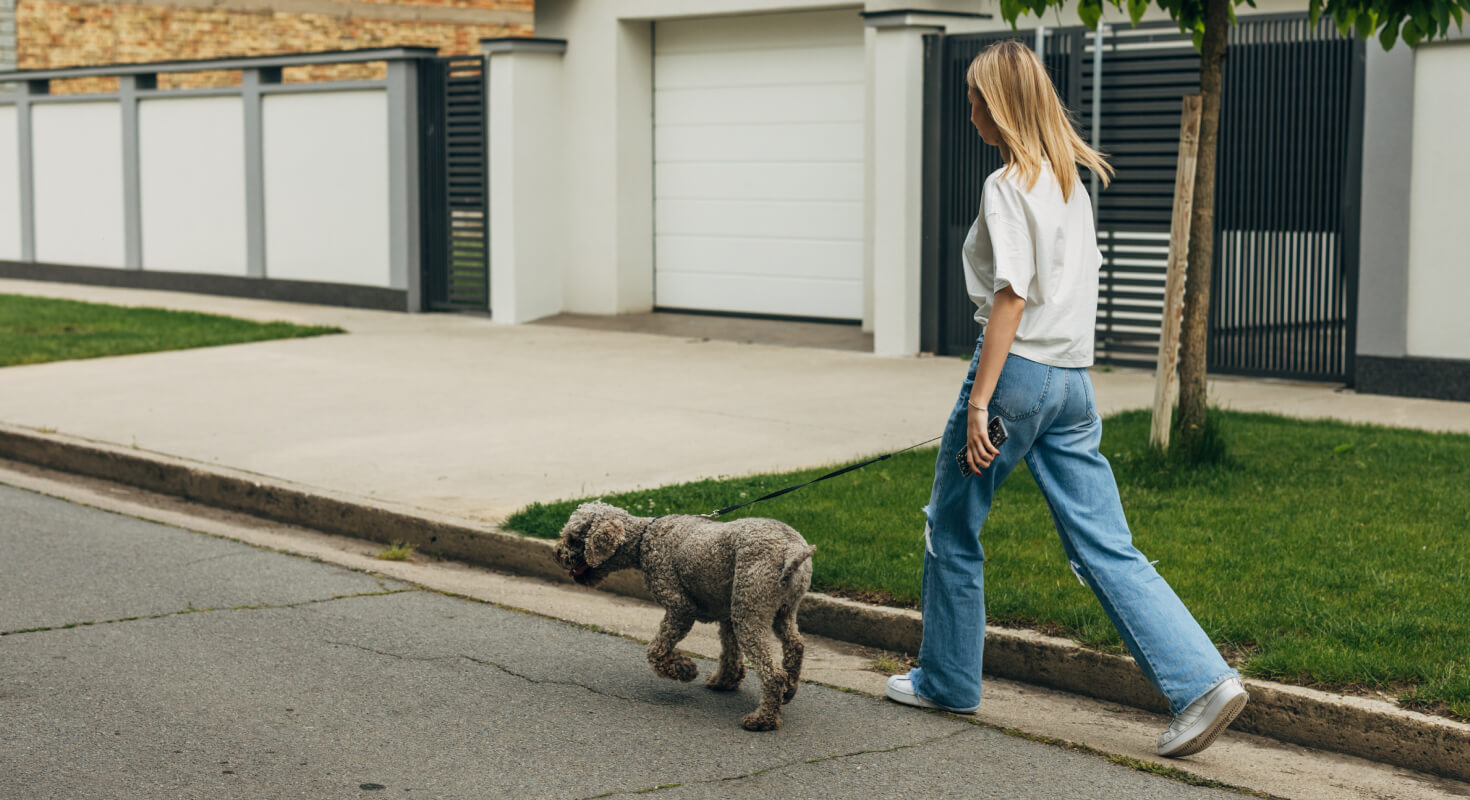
[647, 608, 698, 682]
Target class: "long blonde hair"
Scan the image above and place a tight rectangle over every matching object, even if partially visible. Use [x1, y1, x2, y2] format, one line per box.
[967, 40, 1113, 202]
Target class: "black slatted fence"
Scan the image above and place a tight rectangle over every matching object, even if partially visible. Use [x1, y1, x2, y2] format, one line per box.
[922, 15, 1364, 384]
[419, 56, 490, 312]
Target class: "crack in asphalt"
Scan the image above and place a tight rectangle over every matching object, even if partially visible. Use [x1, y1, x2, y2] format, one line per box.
[174, 550, 255, 569]
[324, 640, 682, 707]
[0, 588, 419, 636]
[458, 654, 683, 707]
[580, 726, 975, 799]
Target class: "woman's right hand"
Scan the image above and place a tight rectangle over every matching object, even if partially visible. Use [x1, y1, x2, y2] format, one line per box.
[966, 402, 1002, 474]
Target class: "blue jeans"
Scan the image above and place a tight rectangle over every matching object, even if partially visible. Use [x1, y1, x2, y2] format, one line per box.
[908, 337, 1236, 715]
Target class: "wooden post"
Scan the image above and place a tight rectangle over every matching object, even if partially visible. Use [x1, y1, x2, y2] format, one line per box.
[1150, 94, 1203, 451]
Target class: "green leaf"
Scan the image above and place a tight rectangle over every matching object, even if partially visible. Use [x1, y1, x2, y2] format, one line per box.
[1410, 6, 1432, 38]
[1356, 10, 1376, 39]
[1128, 0, 1149, 26]
[1309, 0, 1324, 26]
[1380, 15, 1401, 48]
[1192, 27, 1205, 50]
[1403, 23, 1424, 45]
[1434, 0, 1452, 36]
[999, 0, 1017, 25]
[1453, 2, 1464, 31]
[1078, 0, 1104, 30]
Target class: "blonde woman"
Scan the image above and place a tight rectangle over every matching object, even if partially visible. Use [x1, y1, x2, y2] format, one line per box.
[884, 41, 1247, 758]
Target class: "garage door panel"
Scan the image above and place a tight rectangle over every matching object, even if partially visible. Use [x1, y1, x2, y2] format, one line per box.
[653, 45, 864, 90]
[658, 236, 861, 281]
[657, 162, 861, 202]
[655, 10, 864, 56]
[656, 272, 862, 320]
[655, 84, 864, 126]
[653, 8, 864, 321]
[658, 199, 861, 241]
[655, 123, 863, 164]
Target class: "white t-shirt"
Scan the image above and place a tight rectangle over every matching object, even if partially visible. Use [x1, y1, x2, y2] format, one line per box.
[962, 161, 1103, 368]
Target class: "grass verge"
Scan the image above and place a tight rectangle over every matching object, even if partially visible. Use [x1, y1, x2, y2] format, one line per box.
[375, 542, 415, 562]
[0, 294, 342, 367]
[506, 410, 1470, 721]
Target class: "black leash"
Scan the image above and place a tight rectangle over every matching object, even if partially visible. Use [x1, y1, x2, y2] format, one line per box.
[702, 434, 944, 519]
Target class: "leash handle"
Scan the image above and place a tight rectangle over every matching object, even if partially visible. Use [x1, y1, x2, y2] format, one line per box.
[704, 434, 943, 519]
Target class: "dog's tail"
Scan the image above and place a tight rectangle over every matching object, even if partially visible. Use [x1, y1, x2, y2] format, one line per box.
[780, 545, 817, 585]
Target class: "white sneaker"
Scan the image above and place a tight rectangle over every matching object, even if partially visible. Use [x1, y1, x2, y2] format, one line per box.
[1157, 677, 1248, 758]
[884, 673, 978, 714]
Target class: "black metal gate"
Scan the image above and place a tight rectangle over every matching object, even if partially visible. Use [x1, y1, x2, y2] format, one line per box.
[419, 56, 490, 312]
[921, 28, 1086, 358]
[922, 15, 1364, 383]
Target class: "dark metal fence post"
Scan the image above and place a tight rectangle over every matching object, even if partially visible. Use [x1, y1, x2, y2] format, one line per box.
[1340, 37, 1367, 386]
[920, 31, 945, 354]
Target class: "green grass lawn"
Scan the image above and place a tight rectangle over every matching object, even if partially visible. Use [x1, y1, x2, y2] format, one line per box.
[508, 410, 1470, 720]
[0, 294, 342, 367]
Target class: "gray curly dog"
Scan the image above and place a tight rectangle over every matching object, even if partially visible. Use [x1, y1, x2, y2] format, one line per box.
[552, 501, 817, 731]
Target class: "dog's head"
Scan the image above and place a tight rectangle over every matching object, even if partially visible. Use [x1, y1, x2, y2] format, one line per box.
[552, 501, 630, 587]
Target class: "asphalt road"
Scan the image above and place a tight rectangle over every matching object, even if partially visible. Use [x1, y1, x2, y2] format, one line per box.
[0, 483, 1240, 799]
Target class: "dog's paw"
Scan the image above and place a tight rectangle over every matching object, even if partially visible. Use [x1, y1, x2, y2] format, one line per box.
[741, 711, 781, 732]
[671, 657, 698, 682]
[651, 655, 698, 682]
[705, 667, 745, 691]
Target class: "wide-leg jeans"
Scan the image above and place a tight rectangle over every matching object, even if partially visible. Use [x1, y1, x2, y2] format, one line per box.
[907, 337, 1237, 715]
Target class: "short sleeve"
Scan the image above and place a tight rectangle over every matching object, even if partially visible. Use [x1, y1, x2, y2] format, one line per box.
[982, 177, 1036, 301]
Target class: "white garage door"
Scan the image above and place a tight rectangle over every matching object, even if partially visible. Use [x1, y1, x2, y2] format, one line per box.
[653, 8, 865, 320]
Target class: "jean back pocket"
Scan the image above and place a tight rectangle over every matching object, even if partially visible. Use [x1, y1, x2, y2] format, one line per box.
[989, 354, 1052, 421]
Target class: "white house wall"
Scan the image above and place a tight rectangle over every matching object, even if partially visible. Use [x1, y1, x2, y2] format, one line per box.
[533, 0, 654, 315]
[138, 95, 248, 276]
[0, 105, 19, 260]
[262, 89, 390, 287]
[1405, 39, 1470, 362]
[32, 102, 126, 268]
[486, 46, 565, 323]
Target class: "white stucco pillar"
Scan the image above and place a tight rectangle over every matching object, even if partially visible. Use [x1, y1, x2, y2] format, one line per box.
[867, 13, 943, 357]
[483, 37, 567, 324]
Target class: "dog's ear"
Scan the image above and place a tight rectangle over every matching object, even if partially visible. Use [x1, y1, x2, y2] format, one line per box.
[583, 514, 626, 568]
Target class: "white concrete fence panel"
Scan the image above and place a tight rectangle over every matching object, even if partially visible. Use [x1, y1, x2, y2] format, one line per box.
[262, 90, 390, 287]
[1405, 40, 1470, 362]
[32, 102, 125, 269]
[139, 95, 247, 275]
[0, 47, 433, 311]
[0, 104, 18, 260]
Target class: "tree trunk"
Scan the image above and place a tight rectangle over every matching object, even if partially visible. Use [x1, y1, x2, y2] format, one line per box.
[1176, 0, 1230, 448]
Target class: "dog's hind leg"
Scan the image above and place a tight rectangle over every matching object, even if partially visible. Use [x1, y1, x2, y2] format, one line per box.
[733, 609, 786, 731]
[705, 620, 745, 691]
[773, 602, 804, 704]
[647, 607, 698, 682]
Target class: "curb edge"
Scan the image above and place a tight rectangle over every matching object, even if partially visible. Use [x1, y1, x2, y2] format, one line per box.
[2, 423, 1465, 782]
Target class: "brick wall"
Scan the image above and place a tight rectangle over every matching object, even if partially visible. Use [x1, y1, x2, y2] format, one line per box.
[18, 0, 532, 91]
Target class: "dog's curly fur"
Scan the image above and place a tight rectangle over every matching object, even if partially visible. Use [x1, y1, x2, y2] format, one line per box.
[552, 502, 816, 731]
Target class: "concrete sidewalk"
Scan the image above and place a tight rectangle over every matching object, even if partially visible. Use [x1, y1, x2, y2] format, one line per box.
[2, 278, 1466, 525]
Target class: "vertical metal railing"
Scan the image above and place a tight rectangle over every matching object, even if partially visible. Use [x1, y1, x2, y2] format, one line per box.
[419, 56, 490, 311]
[921, 14, 1364, 384]
[1207, 16, 1363, 382]
[922, 28, 1081, 355]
